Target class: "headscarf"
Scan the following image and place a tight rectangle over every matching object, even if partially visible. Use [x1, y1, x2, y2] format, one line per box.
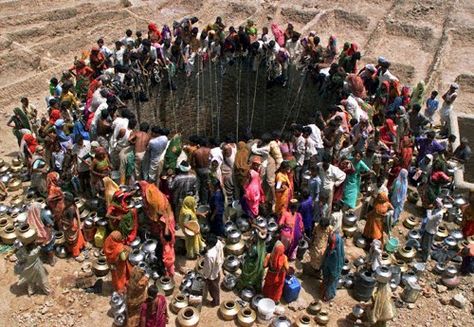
[392, 169, 408, 204]
[384, 119, 396, 135]
[49, 109, 61, 125]
[103, 176, 119, 206]
[22, 133, 38, 154]
[410, 81, 425, 107]
[269, 240, 286, 270]
[72, 120, 90, 142]
[27, 202, 51, 245]
[138, 181, 171, 222]
[47, 171, 60, 189]
[179, 196, 197, 227]
[374, 192, 391, 215]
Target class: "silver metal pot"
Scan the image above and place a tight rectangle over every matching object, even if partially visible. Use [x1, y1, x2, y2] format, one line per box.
[128, 249, 145, 266]
[224, 221, 237, 235]
[375, 265, 392, 283]
[255, 217, 267, 229]
[142, 239, 158, 254]
[222, 273, 238, 290]
[272, 315, 291, 327]
[236, 217, 250, 232]
[240, 287, 255, 302]
[227, 228, 242, 244]
[223, 255, 240, 272]
[343, 211, 358, 227]
[267, 221, 278, 234]
[129, 236, 141, 248]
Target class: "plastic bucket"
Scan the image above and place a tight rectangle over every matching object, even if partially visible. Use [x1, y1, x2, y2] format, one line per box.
[385, 237, 399, 253]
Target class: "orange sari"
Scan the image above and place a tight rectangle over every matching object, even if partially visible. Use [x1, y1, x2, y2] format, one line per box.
[275, 172, 291, 216]
[262, 241, 288, 302]
[46, 172, 65, 228]
[363, 192, 393, 242]
[104, 231, 131, 293]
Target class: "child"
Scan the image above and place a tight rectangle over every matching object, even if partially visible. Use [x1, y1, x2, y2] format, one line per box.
[425, 90, 439, 125]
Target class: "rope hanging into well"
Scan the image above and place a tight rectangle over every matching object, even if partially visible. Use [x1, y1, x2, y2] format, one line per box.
[249, 56, 260, 130]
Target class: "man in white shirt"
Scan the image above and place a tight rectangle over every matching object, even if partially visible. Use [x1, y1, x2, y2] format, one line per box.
[113, 41, 126, 67]
[202, 235, 224, 307]
[317, 161, 346, 215]
[420, 199, 446, 262]
[72, 136, 91, 196]
[305, 121, 324, 161]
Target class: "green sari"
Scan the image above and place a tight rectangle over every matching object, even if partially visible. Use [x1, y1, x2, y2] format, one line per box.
[238, 238, 266, 291]
[164, 134, 182, 171]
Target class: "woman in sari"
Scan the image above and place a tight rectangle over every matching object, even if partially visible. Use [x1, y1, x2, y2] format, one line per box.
[279, 199, 304, 260]
[262, 241, 289, 303]
[27, 202, 55, 266]
[46, 172, 65, 228]
[390, 169, 408, 225]
[308, 218, 332, 275]
[274, 161, 292, 216]
[320, 229, 345, 301]
[127, 266, 149, 327]
[368, 281, 396, 326]
[163, 132, 182, 172]
[103, 230, 131, 294]
[209, 178, 225, 237]
[90, 147, 111, 195]
[179, 196, 206, 259]
[342, 151, 371, 209]
[7, 108, 31, 145]
[363, 192, 393, 244]
[379, 118, 396, 149]
[399, 133, 414, 169]
[20, 133, 38, 165]
[233, 141, 250, 195]
[69, 59, 94, 100]
[138, 180, 176, 277]
[461, 192, 474, 238]
[61, 192, 86, 258]
[420, 167, 451, 209]
[104, 176, 119, 207]
[139, 285, 168, 327]
[238, 229, 266, 291]
[106, 191, 138, 245]
[241, 156, 265, 218]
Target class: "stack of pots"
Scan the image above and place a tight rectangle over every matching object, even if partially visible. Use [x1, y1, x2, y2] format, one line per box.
[110, 292, 126, 326]
[342, 211, 358, 238]
[225, 227, 245, 256]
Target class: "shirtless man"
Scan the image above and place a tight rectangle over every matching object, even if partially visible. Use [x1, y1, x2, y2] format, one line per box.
[129, 122, 150, 180]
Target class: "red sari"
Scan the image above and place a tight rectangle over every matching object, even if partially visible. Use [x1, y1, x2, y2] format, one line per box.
[61, 205, 86, 257]
[399, 135, 414, 169]
[46, 172, 65, 228]
[106, 191, 138, 245]
[104, 231, 131, 293]
[262, 241, 288, 302]
[139, 294, 168, 327]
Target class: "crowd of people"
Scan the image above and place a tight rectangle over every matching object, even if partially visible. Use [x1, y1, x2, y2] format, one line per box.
[5, 14, 474, 327]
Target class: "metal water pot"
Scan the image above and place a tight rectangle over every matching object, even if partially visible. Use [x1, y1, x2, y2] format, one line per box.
[227, 228, 242, 244]
[222, 273, 238, 291]
[223, 255, 241, 272]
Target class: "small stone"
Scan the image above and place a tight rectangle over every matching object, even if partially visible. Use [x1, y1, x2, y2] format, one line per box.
[407, 303, 415, 309]
[437, 285, 448, 293]
[44, 301, 53, 307]
[451, 294, 467, 309]
[40, 307, 49, 315]
[440, 297, 450, 305]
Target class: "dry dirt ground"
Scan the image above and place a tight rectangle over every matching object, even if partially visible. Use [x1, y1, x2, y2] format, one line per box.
[0, 0, 473, 326]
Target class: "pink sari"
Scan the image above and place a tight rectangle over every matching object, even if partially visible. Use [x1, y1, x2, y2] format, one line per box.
[139, 295, 167, 327]
[271, 23, 285, 47]
[242, 170, 265, 217]
[279, 210, 304, 259]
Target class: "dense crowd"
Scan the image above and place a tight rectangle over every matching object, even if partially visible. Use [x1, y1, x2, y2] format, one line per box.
[5, 15, 474, 327]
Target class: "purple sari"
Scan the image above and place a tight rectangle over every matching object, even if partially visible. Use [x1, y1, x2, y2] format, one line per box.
[280, 211, 303, 260]
[139, 295, 167, 327]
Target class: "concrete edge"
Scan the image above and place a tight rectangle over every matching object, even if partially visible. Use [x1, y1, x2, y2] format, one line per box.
[449, 111, 474, 191]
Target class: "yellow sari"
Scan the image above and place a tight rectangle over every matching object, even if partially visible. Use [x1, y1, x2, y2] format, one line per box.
[179, 196, 205, 259]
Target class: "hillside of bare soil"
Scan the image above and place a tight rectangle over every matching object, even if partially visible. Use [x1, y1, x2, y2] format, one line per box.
[0, 0, 473, 326]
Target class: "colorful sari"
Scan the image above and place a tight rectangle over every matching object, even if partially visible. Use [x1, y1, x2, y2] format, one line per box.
[46, 172, 65, 228]
[163, 134, 182, 171]
[399, 135, 413, 169]
[238, 238, 266, 291]
[61, 204, 86, 257]
[139, 294, 168, 327]
[242, 170, 265, 218]
[262, 241, 288, 302]
[390, 169, 408, 224]
[234, 141, 250, 189]
[127, 266, 149, 327]
[320, 231, 345, 301]
[279, 210, 304, 260]
[308, 225, 332, 270]
[363, 192, 393, 242]
[104, 231, 131, 293]
[275, 171, 292, 216]
[178, 196, 205, 259]
[342, 158, 369, 209]
[107, 191, 138, 245]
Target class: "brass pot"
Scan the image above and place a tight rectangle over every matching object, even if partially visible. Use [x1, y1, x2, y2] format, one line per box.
[307, 300, 322, 315]
[295, 313, 314, 327]
[315, 310, 329, 325]
[403, 216, 418, 229]
[7, 178, 22, 192]
[435, 226, 449, 241]
[170, 294, 188, 314]
[458, 239, 469, 251]
[157, 276, 175, 296]
[395, 259, 408, 273]
[225, 239, 246, 256]
[74, 197, 86, 212]
[176, 306, 199, 327]
[55, 231, 65, 245]
[92, 257, 110, 277]
[219, 300, 239, 321]
[195, 257, 205, 274]
[397, 245, 417, 262]
[0, 225, 16, 245]
[0, 217, 9, 229]
[380, 252, 392, 266]
[12, 158, 22, 167]
[16, 223, 37, 245]
[342, 225, 357, 238]
[237, 307, 256, 327]
[79, 208, 90, 221]
[0, 163, 10, 174]
[10, 196, 23, 207]
[10, 165, 23, 174]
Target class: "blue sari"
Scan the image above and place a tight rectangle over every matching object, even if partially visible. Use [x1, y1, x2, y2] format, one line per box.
[390, 169, 408, 224]
[321, 232, 345, 301]
[343, 159, 369, 208]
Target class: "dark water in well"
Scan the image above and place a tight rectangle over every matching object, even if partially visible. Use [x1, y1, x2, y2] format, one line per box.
[458, 117, 474, 183]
